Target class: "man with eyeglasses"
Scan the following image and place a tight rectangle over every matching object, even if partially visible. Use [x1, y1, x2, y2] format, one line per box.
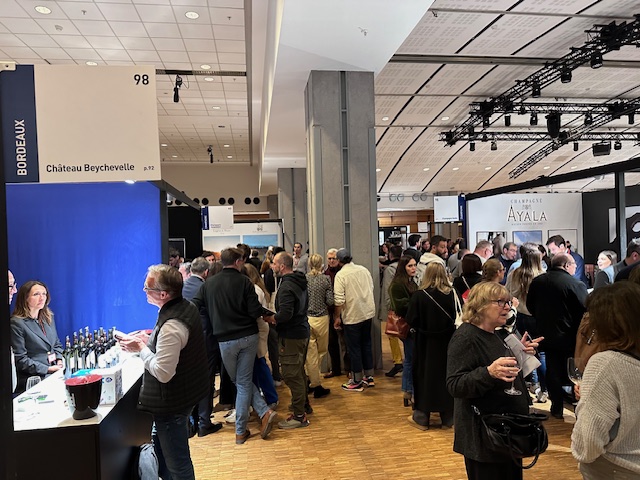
[8, 270, 17, 392]
[546, 235, 588, 286]
[527, 253, 587, 419]
[119, 264, 209, 480]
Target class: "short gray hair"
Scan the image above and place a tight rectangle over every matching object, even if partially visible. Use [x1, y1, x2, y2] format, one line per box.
[147, 264, 183, 298]
[190, 257, 210, 276]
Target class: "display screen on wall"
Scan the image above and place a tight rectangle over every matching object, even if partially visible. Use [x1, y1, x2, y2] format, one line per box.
[513, 230, 543, 246]
[434, 196, 459, 222]
[244, 234, 279, 248]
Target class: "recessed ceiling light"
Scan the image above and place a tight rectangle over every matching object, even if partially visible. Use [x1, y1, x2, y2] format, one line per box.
[212, 106, 221, 110]
[200, 64, 211, 70]
[452, 167, 459, 171]
[125, 180, 135, 185]
[375, 168, 381, 172]
[381, 116, 389, 121]
[543, 166, 551, 170]
[227, 155, 233, 159]
[423, 167, 430, 171]
[441, 116, 450, 121]
[203, 77, 214, 82]
[571, 166, 577, 169]
[223, 144, 230, 147]
[34, 5, 52, 14]
[185, 11, 199, 19]
[172, 155, 178, 158]
[484, 166, 492, 170]
[161, 143, 168, 147]
[85, 61, 98, 66]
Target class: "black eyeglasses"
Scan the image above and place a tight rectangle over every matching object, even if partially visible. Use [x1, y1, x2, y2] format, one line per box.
[492, 299, 512, 308]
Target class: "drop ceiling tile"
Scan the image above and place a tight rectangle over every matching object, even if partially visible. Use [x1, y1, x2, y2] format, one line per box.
[173, 7, 211, 24]
[32, 47, 72, 60]
[2, 18, 45, 34]
[187, 51, 218, 64]
[85, 35, 124, 49]
[128, 49, 160, 61]
[219, 63, 244, 71]
[96, 3, 141, 22]
[0, 33, 25, 47]
[109, 21, 148, 37]
[105, 59, 135, 65]
[54, 35, 92, 48]
[217, 52, 244, 64]
[170, 0, 208, 6]
[208, 0, 243, 7]
[213, 24, 243, 41]
[1, 46, 39, 58]
[209, 7, 243, 26]
[0, 1, 30, 18]
[178, 23, 213, 39]
[119, 36, 154, 49]
[152, 37, 185, 51]
[162, 61, 192, 69]
[15, 34, 57, 48]
[214, 39, 244, 53]
[36, 20, 81, 35]
[20, 0, 69, 19]
[63, 47, 99, 59]
[97, 48, 132, 60]
[144, 22, 181, 38]
[15, 57, 49, 64]
[183, 38, 215, 51]
[72, 20, 114, 36]
[57, 2, 105, 20]
[136, 5, 176, 23]
[135, 0, 171, 4]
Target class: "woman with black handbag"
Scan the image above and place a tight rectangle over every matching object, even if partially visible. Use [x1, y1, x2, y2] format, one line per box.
[446, 282, 543, 480]
[388, 255, 418, 407]
[405, 262, 458, 430]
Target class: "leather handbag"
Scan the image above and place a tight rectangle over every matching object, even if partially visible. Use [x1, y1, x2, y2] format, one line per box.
[385, 310, 410, 340]
[475, 407, 548, 469]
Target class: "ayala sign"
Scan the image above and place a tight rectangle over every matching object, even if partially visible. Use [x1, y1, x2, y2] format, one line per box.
[507, 198, 548, 224]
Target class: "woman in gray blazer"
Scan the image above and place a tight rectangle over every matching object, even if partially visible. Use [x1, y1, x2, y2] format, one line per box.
[10, 280, 63, 393]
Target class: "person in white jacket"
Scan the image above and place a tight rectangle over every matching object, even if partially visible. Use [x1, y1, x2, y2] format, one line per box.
[571, 282, 640, 479]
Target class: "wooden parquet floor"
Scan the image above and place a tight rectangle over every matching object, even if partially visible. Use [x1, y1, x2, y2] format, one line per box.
[190, 348, 582, 480]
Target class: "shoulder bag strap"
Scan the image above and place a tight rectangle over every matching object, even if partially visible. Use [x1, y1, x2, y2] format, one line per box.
[422, 290, 453, 321]
[462, 276, 471, 291]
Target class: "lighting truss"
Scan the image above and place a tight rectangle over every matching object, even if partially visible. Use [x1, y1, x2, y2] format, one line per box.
[468, 101, 640, 116]
[442, 14, 640, 147]
[449, 131, 640, 142]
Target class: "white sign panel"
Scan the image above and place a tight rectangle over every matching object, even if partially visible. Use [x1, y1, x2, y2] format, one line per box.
[33, 65, 160, 183]
[434, 196, 459, 222]
[206, 206, 234, 230]
[467, 193, 583, 252]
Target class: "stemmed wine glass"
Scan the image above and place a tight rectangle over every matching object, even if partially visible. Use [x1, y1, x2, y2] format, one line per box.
[567, 357, 584, 385]
[25, 376, 41, 393]
[504, 346, 522, 396]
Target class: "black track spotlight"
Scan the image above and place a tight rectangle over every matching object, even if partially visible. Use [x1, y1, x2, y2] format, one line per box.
[614, 138, 622, 150]
[173, 75, 183, 103]
[504, 114, 511, 127]
[573, 141, 579, 152]
[584, 112, 593, 126]
[590, 51, 603, 69]
[490, 138, 497, 151]
[482, 116, 490, 128]
[481, 133, 488, 142]
[560, 66, 572, 84]
[207, 145, 213, 163]
[530, 112, 538, 126]
[629, 112, 635, 125]
[531, 80, 541, 98]
[469, 141, 476, 152]
[546, 112, 562, 139]
[519, 104, 526, 115]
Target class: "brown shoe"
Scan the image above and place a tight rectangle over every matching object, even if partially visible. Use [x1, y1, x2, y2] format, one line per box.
[260, 409, 277, 439]
[235, 429, 251, 445]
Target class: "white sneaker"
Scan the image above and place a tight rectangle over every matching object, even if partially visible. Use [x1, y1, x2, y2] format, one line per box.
[535, 388, 548, 403]
[224, 409, 236, 423]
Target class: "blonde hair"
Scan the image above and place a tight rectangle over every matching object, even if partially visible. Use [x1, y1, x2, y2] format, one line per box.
[418, 263, 452, 295]
[462, 282, 509, 326]
[308, 254, 324, 276]
[481, 258, 504, 282]
[243, 263, 270, 303]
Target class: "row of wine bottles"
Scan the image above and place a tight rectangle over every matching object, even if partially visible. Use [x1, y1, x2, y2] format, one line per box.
[62, 326, 122, 378]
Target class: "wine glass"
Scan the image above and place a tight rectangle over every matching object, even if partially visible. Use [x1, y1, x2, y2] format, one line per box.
[503, 347, 522, 396]
[567, 357, 583, 385]
[25, 376, 41, 393]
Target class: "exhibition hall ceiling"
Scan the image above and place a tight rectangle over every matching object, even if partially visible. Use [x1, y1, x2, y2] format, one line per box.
[1, 0, 640, 197]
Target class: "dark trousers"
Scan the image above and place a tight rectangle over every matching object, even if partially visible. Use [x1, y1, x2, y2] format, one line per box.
[464, 457, 522, 480]
[545, 349, 571, 416]
[253, 356, 278, 405]
[279, 336, 309, 417]
[219, 362, 237, 406]
[196, 332, 220, 427]
[267, 324, 282, 381]
[343, 319, 373, 379]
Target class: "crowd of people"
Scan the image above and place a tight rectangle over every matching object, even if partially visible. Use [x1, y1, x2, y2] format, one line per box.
[8, 233, 640, 480]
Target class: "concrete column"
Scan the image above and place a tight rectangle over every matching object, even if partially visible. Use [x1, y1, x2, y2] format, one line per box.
[266, 194, 278, 219]
[304, 70, 381, 369]
[277, 168, 308, 252]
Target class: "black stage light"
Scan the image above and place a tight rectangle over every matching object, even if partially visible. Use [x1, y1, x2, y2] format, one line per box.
[629, 112, 635, 125]
[590, 51, 603, 69]
[530, 112, 538, 126]
[173, 75, 183, 103]
[573, 141, 579, 151]
[482, 116, 490, 128]
[614, 139, 622, 150]
[481, 133, 488, 142]
[467, 126, 475, 137]
[207, 145, 213, 163]
[560, 66, 572, 83]
[490, 139, 497, 151]
[505, 114, 511, 127]
[469, 141, 475, 152]
[584, 112, 593, 125]
[531, 81, 541, 98]
[546, 112, 561, 138]
[592, 141, 611, 157]
[519, 104, 526, 115]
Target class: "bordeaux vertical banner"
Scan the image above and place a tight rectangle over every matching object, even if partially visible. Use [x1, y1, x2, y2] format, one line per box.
[1, 65, 39, 183]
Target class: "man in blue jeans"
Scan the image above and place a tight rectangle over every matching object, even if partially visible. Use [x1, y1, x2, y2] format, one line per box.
[120, 264, 209, 480]
[333, 249, 377, 391]
[192, 247, 277, 444]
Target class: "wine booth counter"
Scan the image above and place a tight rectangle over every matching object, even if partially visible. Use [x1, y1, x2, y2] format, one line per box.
[12, 355, 152, 479]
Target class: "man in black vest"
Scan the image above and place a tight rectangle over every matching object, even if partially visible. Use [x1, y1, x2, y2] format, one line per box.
[119, 264, 209, 480]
